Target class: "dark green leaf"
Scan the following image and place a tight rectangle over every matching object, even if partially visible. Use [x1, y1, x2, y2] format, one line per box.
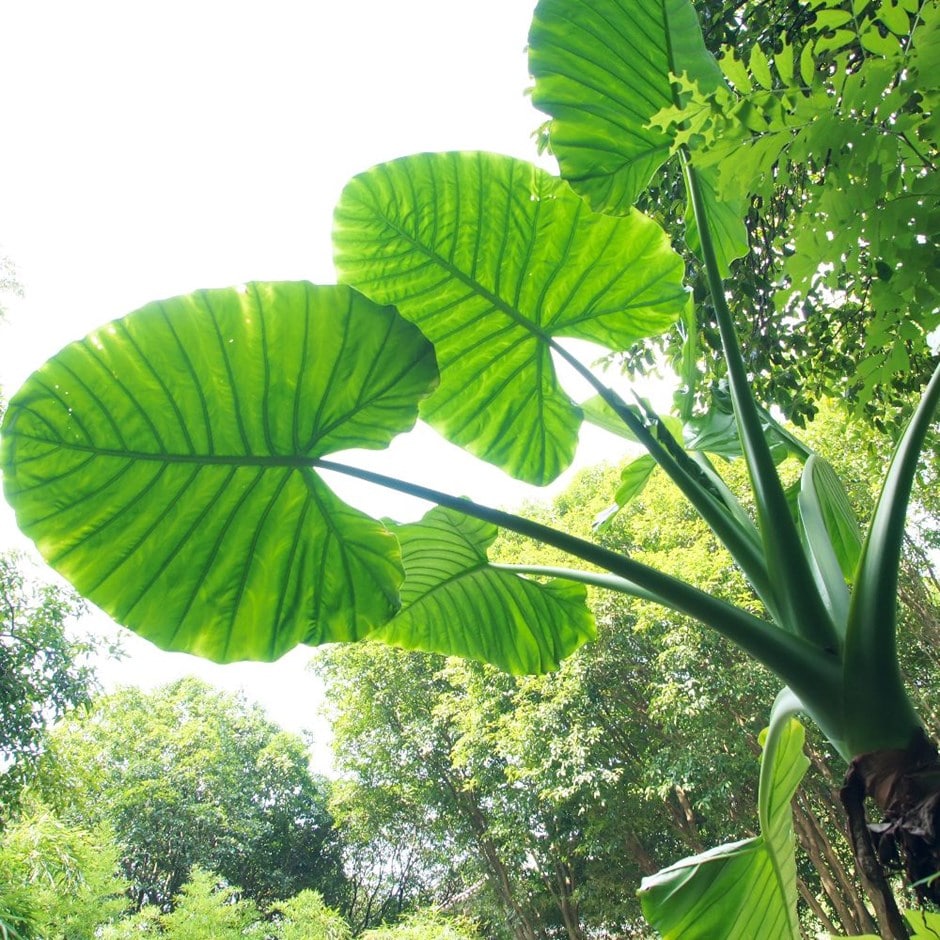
[0, 282, 439, 663]
[334, 151, 686, 485]
[370, 507, 595, 674]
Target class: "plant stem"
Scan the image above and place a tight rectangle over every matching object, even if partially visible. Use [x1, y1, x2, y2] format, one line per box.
[547, 338, 778, 613]
[315, 458, 843, 717]
[680, 150, 841, 653]
[842, 361, 940, 754]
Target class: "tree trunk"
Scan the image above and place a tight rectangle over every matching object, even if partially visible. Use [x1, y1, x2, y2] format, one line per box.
[797, 876, 840, 938]
[792, 796, 877, 935]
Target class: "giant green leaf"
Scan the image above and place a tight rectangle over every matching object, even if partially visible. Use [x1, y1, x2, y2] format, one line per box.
[638, 689, 807, 939]
[369, 507, 595, 674]
[0, 282, 439, 663]
[528, 0, 724, 213]
[333, 151, 687, 485]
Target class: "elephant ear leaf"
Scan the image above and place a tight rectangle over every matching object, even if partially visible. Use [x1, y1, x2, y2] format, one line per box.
[334, 151, 686, 485]
[0, 282, 439, 663]
[528, 0, 725, 213]
[638, 689, 807, 939]
[371, 506, 595, 674]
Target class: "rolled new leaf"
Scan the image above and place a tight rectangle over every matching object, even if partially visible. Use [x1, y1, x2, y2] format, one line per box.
[372, 506, 595, 674]
[638, 688, 807, 939]
[0, 282, 438, 663]
[334, 151, 686, 485]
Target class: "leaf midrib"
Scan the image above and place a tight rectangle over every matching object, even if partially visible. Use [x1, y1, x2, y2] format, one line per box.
[8, 434, 320, 467]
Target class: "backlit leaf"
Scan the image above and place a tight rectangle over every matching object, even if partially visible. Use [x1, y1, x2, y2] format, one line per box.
[528, 0, 724, 212]
[0, 282, 439, 663]
[334, 152, 686, 485]
[370, 507, 595, 674]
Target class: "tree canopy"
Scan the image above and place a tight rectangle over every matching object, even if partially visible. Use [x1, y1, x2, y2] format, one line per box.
[42, 677, 347, 911]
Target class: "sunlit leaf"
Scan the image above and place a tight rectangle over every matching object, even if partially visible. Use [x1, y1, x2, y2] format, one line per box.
[638, 689, 807, 939]
[0, 282, 439, 663]
[334, 151, 686, 485]
[613, 455, 657, 509]
[528, 0, 724, 212]
[370, 507, 595, 674]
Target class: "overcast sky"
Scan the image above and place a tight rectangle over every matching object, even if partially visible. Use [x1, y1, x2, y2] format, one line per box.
[0, 1, 654, 766]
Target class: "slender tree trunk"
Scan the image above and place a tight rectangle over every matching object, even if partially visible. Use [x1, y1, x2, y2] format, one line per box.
[792, 796, 877, 935]
[797, 877, 840, 938]
[554, 861, 586, 940]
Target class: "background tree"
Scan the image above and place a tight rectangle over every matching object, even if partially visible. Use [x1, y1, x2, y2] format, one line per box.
[42, 677, 347, 911]
[610, 0, 939, 430]
[0, 553, 105, 823]
[317, 399, 939, 937]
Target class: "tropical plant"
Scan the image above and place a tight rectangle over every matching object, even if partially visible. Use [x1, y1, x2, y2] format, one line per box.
[0, 0, 937, 937]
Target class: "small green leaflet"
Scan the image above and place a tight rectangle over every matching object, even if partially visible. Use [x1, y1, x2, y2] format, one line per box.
[0, 282, 438, 663]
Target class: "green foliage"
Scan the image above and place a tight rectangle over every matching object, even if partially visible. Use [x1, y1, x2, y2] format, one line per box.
[267, 889, 352, 940]
[0, 553, 103, 821]
[44, 678, 346, 910]
[360, 908, 480, 940]
[643, 0, 940, 424]
[0, 804, 129, 939]
[101, 867, 259, 939]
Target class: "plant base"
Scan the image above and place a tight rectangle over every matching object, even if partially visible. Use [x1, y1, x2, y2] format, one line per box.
[841, 729, 940, 939]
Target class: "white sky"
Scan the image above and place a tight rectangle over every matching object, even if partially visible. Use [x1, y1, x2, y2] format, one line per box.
[0, 1, 659, 769]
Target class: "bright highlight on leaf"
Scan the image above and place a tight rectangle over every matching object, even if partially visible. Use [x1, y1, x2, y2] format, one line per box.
[370, 507, 595, 674]
[333, 151, 687, 485]
[0, 282, 438, 663]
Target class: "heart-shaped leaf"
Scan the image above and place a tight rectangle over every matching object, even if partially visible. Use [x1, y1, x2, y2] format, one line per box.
[0, 282, 439, 663]
[528, 0, 724, 213]
[370, 506, 595, 674]
[333, 151, 686, 485]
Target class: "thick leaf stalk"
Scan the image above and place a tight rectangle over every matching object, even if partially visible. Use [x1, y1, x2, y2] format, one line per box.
[681, 152, 841, 656]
